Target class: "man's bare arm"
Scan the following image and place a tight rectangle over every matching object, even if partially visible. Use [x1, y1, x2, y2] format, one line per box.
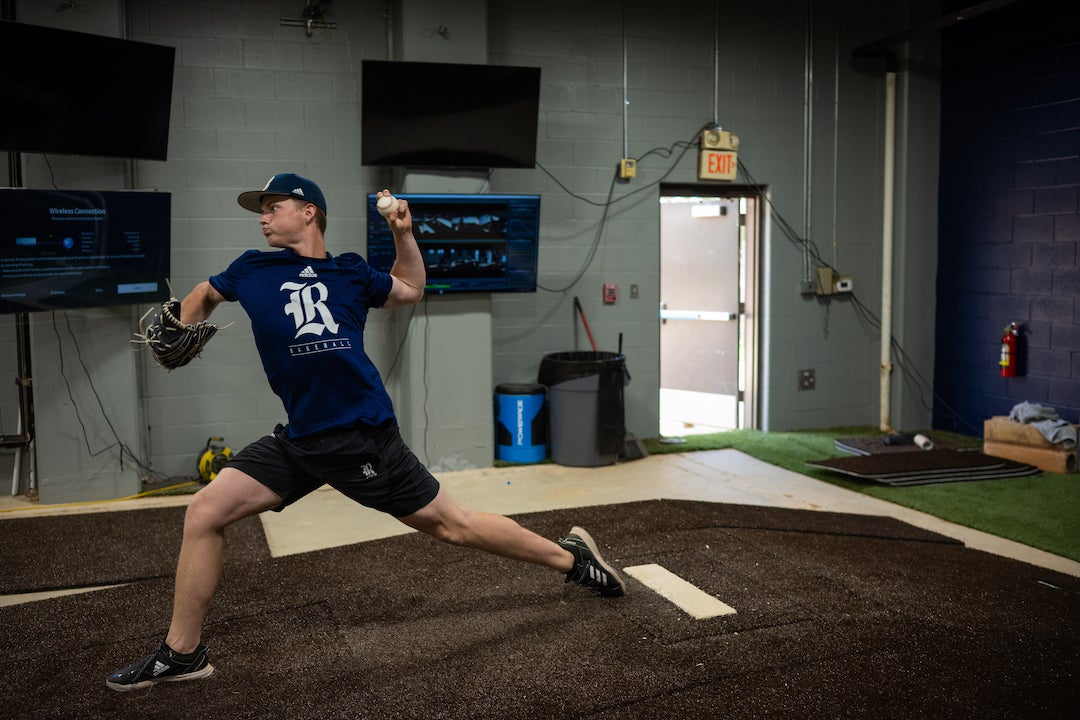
[181, 281, 226, 324]
[381, 194, 426, 308]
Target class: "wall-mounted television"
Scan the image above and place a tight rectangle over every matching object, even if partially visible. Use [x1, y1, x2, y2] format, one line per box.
[0, 21, 175, 160]
[0, 189, 171, 314]
[365, 193, 540, 295]
[361, 59, 541, 169]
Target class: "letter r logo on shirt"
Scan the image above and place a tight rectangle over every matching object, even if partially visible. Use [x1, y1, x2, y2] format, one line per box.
[280, 281, 340, 337]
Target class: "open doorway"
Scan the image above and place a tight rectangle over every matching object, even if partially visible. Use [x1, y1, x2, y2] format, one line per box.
[659, 185, 761, 436]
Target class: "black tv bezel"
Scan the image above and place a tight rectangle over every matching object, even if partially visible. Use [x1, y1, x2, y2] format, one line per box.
[0, 20, 175, 161]
[361, 59, 541, 169]
[365, 193, 540, 295]
[0, 188, 172, 315]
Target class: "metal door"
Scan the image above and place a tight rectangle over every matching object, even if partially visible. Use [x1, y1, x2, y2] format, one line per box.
[659, 194, 756, 434]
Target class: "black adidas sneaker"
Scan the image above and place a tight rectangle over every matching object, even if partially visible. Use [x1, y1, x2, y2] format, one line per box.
[106, 640, 214, 691]
[559, 526, 626, 597]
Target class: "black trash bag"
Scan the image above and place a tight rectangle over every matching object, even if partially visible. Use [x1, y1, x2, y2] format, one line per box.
[538, 351, 628, 458]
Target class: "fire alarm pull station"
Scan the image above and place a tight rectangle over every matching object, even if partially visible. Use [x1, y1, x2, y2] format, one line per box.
[603, 283, 617, 304]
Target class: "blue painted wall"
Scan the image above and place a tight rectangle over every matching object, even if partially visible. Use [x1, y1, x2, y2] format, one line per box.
[935, 0, 1080, 433]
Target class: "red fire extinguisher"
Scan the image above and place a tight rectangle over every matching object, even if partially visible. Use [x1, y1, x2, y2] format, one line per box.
[999, 322, 1019, 378]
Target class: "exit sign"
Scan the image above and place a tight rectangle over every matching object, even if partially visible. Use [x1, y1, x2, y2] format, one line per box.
[699, 149, 737, 181]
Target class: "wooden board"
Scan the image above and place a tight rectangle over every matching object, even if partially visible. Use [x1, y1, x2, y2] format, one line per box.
[983, 416, 1078, 449]
[983, 439, 1077, 474]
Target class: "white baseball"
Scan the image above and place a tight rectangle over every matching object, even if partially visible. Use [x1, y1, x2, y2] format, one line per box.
[376, 195, 398, 217]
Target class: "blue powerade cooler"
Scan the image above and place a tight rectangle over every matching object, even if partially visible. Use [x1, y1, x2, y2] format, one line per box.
[494, 383, 547, 463]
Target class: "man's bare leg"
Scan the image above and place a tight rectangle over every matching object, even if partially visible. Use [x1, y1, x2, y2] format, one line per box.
[106, 468, 282, 691]
[399, 487, 625, 596]
[398, 487, 574, 571]
[165, 468, 282, 653]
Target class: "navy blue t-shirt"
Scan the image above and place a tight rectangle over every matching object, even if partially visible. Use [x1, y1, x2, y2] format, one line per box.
[209, 248, 395, 438]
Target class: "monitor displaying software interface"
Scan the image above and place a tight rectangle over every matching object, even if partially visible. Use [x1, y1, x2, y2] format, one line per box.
[365, 193, 540, 294]
[0, 189, 170, 314]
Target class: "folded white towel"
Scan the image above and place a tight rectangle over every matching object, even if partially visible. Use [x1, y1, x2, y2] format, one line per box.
[1007, 401, 1076, 449]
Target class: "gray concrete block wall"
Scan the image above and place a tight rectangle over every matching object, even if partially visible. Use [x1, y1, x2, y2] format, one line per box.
[28, 308, 144, 502]
[123, 0, 391, 479]
[3, 0, 945, 497]
[487, 0, 933, 433]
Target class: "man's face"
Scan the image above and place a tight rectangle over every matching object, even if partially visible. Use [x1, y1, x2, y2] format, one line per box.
[258, 195, 310, 247]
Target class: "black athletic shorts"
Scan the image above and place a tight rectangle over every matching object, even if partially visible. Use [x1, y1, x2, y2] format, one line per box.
[226, 421, 440, 517]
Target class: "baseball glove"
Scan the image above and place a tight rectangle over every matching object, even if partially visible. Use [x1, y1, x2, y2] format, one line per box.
[132, 298, 219, 371]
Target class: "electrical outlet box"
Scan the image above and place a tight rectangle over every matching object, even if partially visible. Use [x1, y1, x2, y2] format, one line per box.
[619, 158, 636, 179]
[833, 276, 853, 293]
[814, 267, 834, 296]
[798, 369, 816, 391]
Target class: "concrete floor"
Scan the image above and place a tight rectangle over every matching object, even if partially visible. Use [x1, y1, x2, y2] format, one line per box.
[2, 449, 1077, 609]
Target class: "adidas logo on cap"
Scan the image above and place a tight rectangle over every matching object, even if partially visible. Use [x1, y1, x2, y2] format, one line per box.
[239, 173, 327, 215]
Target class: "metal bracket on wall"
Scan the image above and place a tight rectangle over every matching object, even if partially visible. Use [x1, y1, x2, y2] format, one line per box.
[280, 16, 338, 35]
[281, 1, 337, 36]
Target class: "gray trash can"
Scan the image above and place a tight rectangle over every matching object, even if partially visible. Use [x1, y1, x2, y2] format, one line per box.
[538, 351, 627, 467]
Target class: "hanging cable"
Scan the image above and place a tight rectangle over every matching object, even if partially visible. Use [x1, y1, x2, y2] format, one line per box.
[534, 122, 709, 294]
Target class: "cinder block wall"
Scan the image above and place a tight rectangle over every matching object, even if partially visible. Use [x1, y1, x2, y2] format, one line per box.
[935, 0, 1080, 431]
[2, 0, 946, 498]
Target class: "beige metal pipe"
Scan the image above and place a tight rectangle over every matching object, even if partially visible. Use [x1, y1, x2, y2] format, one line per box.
[880, 71, 896, 432]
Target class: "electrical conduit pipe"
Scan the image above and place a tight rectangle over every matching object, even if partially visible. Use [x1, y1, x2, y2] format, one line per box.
[880, 71, 896, 433]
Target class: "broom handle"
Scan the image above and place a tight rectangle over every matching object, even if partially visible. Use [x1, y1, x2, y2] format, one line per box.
[573, 297, 598, 352]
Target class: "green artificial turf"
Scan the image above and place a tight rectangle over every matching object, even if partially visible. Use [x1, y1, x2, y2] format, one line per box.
[644, 427, 1080, 563]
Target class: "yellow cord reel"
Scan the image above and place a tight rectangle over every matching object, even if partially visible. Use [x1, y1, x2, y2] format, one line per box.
[198, 436, 233, 483]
